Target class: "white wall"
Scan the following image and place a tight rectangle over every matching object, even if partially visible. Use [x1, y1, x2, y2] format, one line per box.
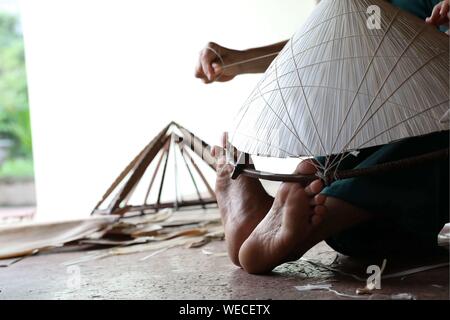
[19, 0, 315, 221]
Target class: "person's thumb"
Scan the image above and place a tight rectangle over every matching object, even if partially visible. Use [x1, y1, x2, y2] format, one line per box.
[212, 62, 223, 76]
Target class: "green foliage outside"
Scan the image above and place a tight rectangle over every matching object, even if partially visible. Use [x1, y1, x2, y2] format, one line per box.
[0, 157, 34, 178]
[0, 12, 34, 179]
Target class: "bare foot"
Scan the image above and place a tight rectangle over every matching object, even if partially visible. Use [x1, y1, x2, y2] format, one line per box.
[238, 164, 327, 274]
[212, 133, 273, 266]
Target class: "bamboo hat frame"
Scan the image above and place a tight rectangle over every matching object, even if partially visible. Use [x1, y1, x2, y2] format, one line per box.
[92, 122, 218, 216]
[228, 0, 449, 185]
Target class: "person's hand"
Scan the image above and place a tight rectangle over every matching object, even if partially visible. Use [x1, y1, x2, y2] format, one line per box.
[195, 42, 243, 84]
[426, 0, 449, 28]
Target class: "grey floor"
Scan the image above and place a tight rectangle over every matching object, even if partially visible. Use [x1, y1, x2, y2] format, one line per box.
[0, 239, 448, 300]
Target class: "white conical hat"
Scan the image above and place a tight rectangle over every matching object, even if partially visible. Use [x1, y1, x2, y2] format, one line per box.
[231, 0, 449, 159]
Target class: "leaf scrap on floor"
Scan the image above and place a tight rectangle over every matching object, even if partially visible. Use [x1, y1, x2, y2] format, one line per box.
[0, 207, 224, 264]
[302, 258, 449, 282]
[58, 208, 224, 265]
[79, 237, 154, 246]
[188, 238, 211, 248]
[0, 216, 117, 260]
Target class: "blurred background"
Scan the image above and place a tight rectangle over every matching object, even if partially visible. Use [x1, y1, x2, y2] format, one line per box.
[0, 0, 35, 222]
[0, 0, 316, 222]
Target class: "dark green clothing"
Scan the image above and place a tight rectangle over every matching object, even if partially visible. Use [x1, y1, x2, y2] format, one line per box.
[318, 131, 449, 257]
[390, 0, 448, 31]
[318, 0, 449, 258]
[390, 0, 440, 20]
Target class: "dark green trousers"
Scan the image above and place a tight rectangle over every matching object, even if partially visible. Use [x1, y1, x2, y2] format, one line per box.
[316, 131, 449, 257]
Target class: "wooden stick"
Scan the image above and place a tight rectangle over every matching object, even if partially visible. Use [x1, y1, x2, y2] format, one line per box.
[172, 134, 180, 210]
[91, 124, 170, 214]
[181, 145, 216, 199]
[143, 140, 169, 205]
[173, 122, 216, 171]
[234, 166, 317, 186]
[233, 148, 449, 186]
[178, 142, 205, 208]
[156, 139, 171, 210]
[331, 148, 449, 184]
[106, 124, 171, 213]
[123, 198, 217, 212]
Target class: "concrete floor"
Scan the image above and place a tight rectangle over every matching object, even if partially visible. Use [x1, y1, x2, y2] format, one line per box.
[0, 206, 35, 221]
[0, 240, 448, 300]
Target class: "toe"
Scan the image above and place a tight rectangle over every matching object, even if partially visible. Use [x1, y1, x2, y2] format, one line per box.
[211, 145, 224, 158]
[221, 132, 228, 149]
[311, 205, 327, 226]
[311, 193, 326, 206]
[221, 132, 240, 163]
[217, 163, 234, 177]
[294, 159, 319, 175]
[305, 179, 324, 196]
[277, 182, 298, 202]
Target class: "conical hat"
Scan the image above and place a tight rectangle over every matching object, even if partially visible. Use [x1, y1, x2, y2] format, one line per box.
[231, 0, 449, 158]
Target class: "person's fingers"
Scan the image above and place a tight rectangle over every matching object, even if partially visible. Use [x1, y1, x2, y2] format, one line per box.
[212, 63, 226, 82]
[195, 62, 212, 84]
[200, 44, 221, 82]
[196, 42, 242, 83]
[441, 0, 450, 25]
[212, 62, 239, 82]
[195, 60, 210, 83]
[448, 0, 450, 20]
[212, 62, 223, 76]
[434, 15, 450, 26]
[435, 0, 450, 26]
[426, 3, 443, 24]
[204, 53, 215, 78]
[425, 1, 450, 26]
[440, 0, 449, 16]
[194, 63, 203, 78]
